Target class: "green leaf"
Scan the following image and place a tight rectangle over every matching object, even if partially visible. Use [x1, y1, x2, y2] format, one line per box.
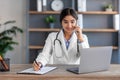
[0, 20, 23, 57]
[45, 15, 56, 23]
[0, 36, 12, 41]
[4, 20, 16, 25]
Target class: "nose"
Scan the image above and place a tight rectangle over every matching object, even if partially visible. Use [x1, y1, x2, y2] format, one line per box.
[68, 22, 72, 28]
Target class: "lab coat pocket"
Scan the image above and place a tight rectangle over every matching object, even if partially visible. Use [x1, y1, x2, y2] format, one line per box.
[53, 54, 66, 64]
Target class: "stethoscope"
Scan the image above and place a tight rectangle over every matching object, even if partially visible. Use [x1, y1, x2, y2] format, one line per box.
[53, 30, 80, 58]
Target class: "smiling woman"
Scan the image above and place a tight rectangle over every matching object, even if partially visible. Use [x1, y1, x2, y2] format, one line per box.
[33, 8, 89, 71]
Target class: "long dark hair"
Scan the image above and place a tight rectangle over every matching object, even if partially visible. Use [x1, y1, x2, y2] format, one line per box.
[60, 8, 78, 23]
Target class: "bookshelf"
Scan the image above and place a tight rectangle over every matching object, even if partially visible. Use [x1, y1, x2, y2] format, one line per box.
[29, 11, 118, 15]
[28, 0, 120, 63]
[29, 28, 118, 32]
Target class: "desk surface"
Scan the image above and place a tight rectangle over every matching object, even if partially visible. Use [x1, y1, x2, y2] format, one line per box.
[0, 64, 120, 80]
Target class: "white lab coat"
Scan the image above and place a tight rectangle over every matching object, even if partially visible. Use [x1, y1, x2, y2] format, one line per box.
[36, 30, 89, 66]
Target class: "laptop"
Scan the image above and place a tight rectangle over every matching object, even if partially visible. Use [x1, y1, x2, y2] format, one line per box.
[67, 46, 112, 74]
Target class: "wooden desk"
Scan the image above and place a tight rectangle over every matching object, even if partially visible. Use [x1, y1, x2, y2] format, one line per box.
[0, 64, 120, 80]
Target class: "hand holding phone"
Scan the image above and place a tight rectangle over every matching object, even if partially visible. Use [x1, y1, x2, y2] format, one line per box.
[73, 25, 84, 42]
[73, 24, 82, 34]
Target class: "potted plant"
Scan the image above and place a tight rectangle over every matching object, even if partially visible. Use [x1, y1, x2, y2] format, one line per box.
[104, 4, 113, 11]
[45, 15, 56, 28]
[0, 20, 23, 71]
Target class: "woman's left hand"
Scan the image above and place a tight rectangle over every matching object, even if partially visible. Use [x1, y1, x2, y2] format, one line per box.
[74, 26, 84, 42]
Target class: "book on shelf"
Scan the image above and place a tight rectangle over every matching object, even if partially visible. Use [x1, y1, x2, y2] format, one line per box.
[77, 0, 86, 12]
[72, 0, 75, 9]
[78, 14, 83, 29]
[42, 0, 47, 11]
[113, 14, 119, 30]
[37, 0, 47, 11]
[37, 0, 42, 12]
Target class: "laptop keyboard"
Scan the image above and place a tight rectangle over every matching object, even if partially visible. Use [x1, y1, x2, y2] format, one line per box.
[67, 67, 79, 72]
[72, 67, 79, 72]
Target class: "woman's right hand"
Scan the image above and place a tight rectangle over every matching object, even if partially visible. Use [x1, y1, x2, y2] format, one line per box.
[33, 61, 42, 71]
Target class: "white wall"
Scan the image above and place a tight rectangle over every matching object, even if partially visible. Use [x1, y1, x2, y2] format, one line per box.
[0, 0, 27, 64]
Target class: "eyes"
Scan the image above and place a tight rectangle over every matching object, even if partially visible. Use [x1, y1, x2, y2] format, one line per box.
[63, 19, 76, 24]
[62, 15, 77, 25]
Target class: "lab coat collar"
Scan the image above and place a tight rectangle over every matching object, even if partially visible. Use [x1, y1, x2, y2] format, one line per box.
[57, 30, 68, 57]
[57, 30, 77, 55]
[68, 32, 77, 52]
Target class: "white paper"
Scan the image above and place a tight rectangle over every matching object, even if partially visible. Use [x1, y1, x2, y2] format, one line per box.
[18, 67, 57, 74]
[37, 0, 42, 12]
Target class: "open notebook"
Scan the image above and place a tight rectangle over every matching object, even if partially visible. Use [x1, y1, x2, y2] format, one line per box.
[17, 66, 57, 75]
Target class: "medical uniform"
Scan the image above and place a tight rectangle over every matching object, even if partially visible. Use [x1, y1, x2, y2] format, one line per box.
[36, 30, 89, 66]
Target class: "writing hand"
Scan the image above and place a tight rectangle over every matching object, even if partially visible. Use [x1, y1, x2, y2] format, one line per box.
[33, 60, 42, 71]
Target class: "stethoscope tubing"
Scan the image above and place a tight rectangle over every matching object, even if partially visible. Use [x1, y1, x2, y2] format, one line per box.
[53, 30, 80, 58]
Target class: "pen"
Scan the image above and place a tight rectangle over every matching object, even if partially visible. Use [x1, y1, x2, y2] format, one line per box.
[35, 60, 39, 66]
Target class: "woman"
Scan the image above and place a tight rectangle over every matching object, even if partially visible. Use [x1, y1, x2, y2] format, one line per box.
[33, 8, 89, 71]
